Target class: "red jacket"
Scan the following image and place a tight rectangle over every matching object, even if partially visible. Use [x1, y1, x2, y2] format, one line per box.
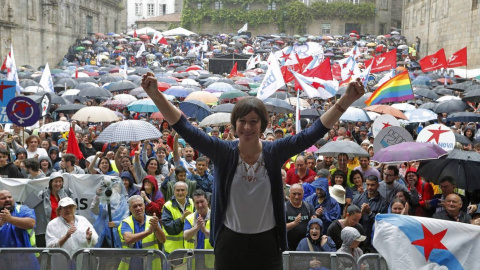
[406, 167, 434, 210]
[286, 168, 316, 185]
[140, 175, 165, 218]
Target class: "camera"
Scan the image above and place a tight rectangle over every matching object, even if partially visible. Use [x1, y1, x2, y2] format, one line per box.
[101, 178, 113, 198]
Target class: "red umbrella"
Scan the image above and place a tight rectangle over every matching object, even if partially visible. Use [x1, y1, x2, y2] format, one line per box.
[186, 65, 202, 71]
[150, 111, 164, 120]
[157, 82, 171, 91]
[275, 40, 285, 44]
[139, 34, 150, 40]
[109, 67, 120, 73]
[84, 71, 99, 76]
[437, 78, 453, 84]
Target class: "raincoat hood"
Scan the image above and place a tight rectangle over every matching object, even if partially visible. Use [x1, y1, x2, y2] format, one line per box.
[15, 147, 27, 156]
[341, 227, 364, 249]
[306, 218, 324, 245]
[39, 155, 53, 169]
[141, 175, 159, 195]
[310, 177, 330, 200]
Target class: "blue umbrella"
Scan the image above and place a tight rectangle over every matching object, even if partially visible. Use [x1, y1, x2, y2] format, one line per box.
[164, 86, 193, 98]
[205, 82, 236, 93]
[403, 109, 438, 123]
[127, 99, 159, 113]
[179, 100, 211, 121]
[339, 107, 371, 122]
[158, 77, 178, 84]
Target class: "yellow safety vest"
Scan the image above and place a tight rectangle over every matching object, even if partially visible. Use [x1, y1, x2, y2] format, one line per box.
[118, 215, 162, 270]
[162, 198, 194, 254]
[184, 212, 214, 269]
[16, 205, 36, 248]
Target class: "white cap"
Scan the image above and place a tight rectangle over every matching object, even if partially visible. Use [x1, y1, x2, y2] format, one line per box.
[58, 197, 76, 208]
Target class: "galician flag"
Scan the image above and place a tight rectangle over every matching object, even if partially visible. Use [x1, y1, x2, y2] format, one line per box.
[39, 63, 55, 93]
[256, 53, 285, 100]
[2, 44, 22, 93]
[238, 23, 248, 34]
[374, 214, 480, 270]
[122, 59, 128, 79]
[136, 43, 146, 58]
[291, 70, 335, 100]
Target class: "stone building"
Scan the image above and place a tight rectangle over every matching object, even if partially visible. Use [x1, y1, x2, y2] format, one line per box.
[402, 0, 480, 69]
[137, 0, 402, 37]
[127, 0, 182, 31]
[136, 12, 182, 31]
[0, 0, 126, 69]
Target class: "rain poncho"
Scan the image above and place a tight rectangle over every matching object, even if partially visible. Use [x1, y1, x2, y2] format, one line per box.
[296, 218, 336, 252]
[305, 178, 342, 234]
[338, 227, 364, 260]
[90, 176, 129, 248]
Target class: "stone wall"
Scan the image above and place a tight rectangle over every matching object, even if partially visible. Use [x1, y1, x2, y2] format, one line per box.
[0, 0, 126, 69]
[403, 0, 480, 68]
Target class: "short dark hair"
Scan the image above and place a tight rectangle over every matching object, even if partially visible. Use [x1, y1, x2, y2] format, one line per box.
[391, 198, 406, 207]
[24, 158, 40, 171]
[230, 97, 269, 133]
[62, 153, 77, 166]
[386, 165, 399, 176]
[439, 176, 456, 186]
[346, 205, 361, 216]
[157, 147, 167, 154]
[192, 189, 207, 200]
[196, 156, 208, 164]
[366, 175, 379, 182]
[331, 170, 347, 187]
[175, 165, 187, 176]
[98, 157, 113, 172]
[0, 148, 9, 156]
[349, 169, 364, 185]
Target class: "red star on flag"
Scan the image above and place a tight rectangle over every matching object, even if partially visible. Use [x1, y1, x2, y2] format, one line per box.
[9, 101, 34, 116]
[0, 81, 14, 102]
[426, 126, 449, 144]
[382, 122, 392, 129]
[280, 52, 290, 59]
[348, 70, 354, 76]
[411, 224, 448, 261]
[342, 63, 348, 68]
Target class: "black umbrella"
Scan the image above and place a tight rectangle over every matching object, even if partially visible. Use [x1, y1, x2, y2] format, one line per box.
[107, 80, 137, 92]
[300, 109, 324, 120]
[75, 82, 99, 90]
[20, 79, 39, 88]
[51, 95, 69, 105]
[414, 88, 439, 100]
[461, 89, 480, 103]
[464, 84, 480, 92]
[55, 104, 86, 113]
[98, 75, 121, 83]
[418, 102, 437, 110]
[269, 91, 292, 99]
[134, 67, 153, 75]
[433, 100, 470, 114]
[54, 78, 77, 88]
[336, 86, 347, 96]
[433, 87, 454, 96]
[446, 112, 480, 122]
[75, 77, 97, 83]
[351, 93, 372, 108]
[78, 86, 112, 98]
[447, 82, 472, 92]
[454, 133, 471, 145]
[417, 150, 480, 191]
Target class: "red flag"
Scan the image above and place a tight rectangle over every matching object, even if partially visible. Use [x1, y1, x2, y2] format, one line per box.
[297, 55, 313, 73]
[229, 62, 238, 78]
[75, 66, 78, 79]
[447, 47, 467, 68]
[133, 29, 137, 38]
[159, 36, 168, 45]
[419, 48, 447, 72]
[67, 126, 84, 160]
[331, 63, 342, 81]
[1, 52, 11, 70]
[303, 58, 333, 80]
[365, 49, 397, 73]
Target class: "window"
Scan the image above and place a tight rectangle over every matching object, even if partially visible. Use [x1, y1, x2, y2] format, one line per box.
[431, 0, 437, 21]
[380, 0, 388, 10]
[86, 16, 93, 35]
[135, 3, 142, 16]
[245, 4, 250, 11]
[352, 0, 359, 4]
[162, 4, 167, 14]
[214, 1, 223, 9]
[198, 3, 202, 9]
[322, 23, 331, 34]
[379, 23, 386, 35]
[147, 4, 154, 16]
[267, 2, 276, 10]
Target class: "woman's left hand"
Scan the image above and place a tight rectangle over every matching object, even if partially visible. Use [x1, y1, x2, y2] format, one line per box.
[320, 235, 328, 246]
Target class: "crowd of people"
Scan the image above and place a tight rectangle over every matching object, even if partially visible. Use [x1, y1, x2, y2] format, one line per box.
[0, 29, 479, 270]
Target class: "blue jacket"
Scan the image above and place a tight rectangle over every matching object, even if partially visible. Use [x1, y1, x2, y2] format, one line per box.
[172, 115, 329, 251]
[296, 218, 336, 252]
[304, 178, 341, 234]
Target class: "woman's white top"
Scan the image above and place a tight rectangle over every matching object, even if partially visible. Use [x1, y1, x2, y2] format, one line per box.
[224, 153, 276, 234]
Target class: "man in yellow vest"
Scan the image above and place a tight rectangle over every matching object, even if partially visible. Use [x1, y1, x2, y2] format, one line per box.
[162, 181, 194, 256]
[183, 189, 214, 268]
[118, 195, 166, 269]
[0, 190, 39, 268]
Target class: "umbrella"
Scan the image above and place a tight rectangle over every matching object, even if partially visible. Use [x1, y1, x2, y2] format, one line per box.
[461, 89, 480, 103]
[219, 91, 248, 100]
[129, 87, 146, 96]
[78, 86, 113, 98]
[102, 99, 130, 109]
[340, 107, 371, 122]
[38, 121, 82, 133]
[446, 112, 480, 122]
[184, 91, 218, 104]
[179, 100, 212, 121]
[113, 94, 137, 103]
[433, 87, 454, 96]
[212, 103, 235, 113]
[315, 141, 369, 158]
[264, 98, 295, 114]
[164, 86, 193, 98]
[433, 100, 470, 114]
[414, 88, 439, 100]
[299, 109, 323, 119]
[436, 95, 460, 102]
[127, 99, 159, 113]
[418, 102, 437, 110]
[20, 79, 40, 88]
[350, 93, 372, 108]
[199, 113, 231, 127]
[95, 120, 163, 143]
[417, 150, 480, 191]
[364, 105, 408, 120]
[205, 82, 236, 93]
[454, 133, 471, 145]
[107, 80, 137, 92]
[391, 103, 416, 111]
[269, 91, 293, 99]
[371, 142, 447, 164]
[72, 106, 119, 122]
[55, 104, 86, 113]
[285, 97, 310, 108]
[403, 109, 438, 122]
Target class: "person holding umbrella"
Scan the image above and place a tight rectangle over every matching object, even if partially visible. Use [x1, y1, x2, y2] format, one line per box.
[141, 72, 365, 270]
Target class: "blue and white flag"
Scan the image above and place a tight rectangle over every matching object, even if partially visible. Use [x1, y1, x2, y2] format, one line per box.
[238, 23, 248, 34]
[136, 43, 145, 58]
[122, 59, 128, 80]
[291, 70, 335, 100]
[373, 214, 480, 270]
[39, 63, 55, 93]
[256, 53, 285, 100]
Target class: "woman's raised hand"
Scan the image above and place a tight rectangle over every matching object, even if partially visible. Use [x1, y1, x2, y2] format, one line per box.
[141, 72, 159, 98]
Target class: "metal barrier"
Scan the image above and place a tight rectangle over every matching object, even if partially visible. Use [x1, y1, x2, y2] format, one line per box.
[72, 248, 168, 270]
[357, 253, 388, 270]
[168, 249, 215, 270]
[0, 248, 71, 270]
[283, 251, 358, 270]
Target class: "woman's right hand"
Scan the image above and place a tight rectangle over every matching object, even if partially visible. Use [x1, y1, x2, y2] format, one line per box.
[96, 151, 103, 158]
[141, 72, 159, 97]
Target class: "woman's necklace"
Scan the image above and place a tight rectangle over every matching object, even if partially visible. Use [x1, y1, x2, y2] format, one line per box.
[240, 153, 264, 183]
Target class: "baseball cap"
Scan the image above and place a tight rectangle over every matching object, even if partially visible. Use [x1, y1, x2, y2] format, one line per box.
[49, 172, 65, 182]
[58, 197, 76, 208]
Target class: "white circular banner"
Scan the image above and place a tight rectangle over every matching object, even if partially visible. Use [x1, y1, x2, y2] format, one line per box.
[372, 114, 400, 138]
[416, 124, 455, 151]
[373, 126, 414, 153]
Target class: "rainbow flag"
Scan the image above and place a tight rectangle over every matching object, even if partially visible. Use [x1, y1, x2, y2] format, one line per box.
[364, 71, 414, 106]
